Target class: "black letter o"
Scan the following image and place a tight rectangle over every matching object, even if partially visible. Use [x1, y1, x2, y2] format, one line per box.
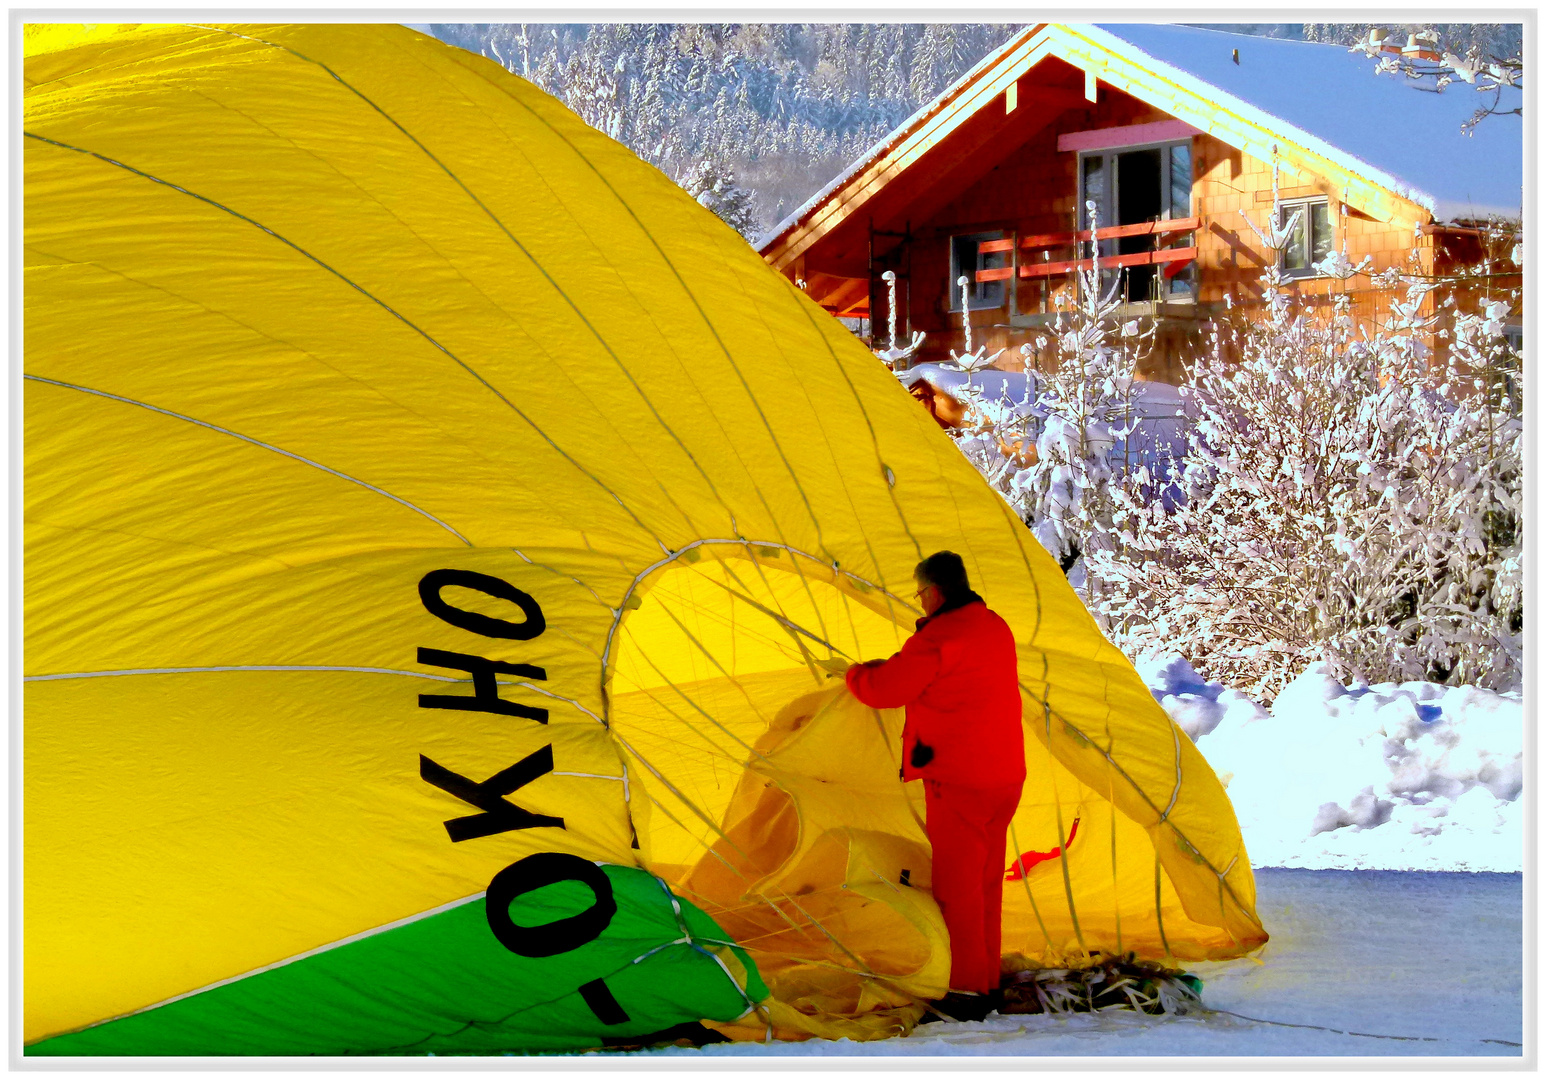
[419, 569, 545, 640]
[485, 852, 616, 957]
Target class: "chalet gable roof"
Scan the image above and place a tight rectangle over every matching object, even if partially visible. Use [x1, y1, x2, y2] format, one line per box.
[758, 23, 1522, 267]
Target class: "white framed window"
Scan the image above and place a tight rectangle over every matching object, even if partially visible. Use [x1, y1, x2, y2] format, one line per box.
[1278, 198, 1333, 278]
[948, 231, 1007, 311]
[1077, 140, 1194, 301]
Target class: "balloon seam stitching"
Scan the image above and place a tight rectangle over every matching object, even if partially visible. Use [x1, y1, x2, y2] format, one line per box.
[22, 374, 472, 544]
[1035, 694, 1262, 933]
[455, 43, 892, 682]
[780, 278, 925, 570]
[25, 891, 487, 1045]
[25, 665, 468, 682]
[189, 24, 746, 553]
[22, 131, 668, 557]
[456, 48, 832, 563]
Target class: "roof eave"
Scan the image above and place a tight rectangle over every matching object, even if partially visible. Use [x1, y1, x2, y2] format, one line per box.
[756, 23, 1043, 259]
[760, 23, 1517, 261]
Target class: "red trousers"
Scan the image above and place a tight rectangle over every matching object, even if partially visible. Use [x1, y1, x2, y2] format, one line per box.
[924, 779, 1022, 995]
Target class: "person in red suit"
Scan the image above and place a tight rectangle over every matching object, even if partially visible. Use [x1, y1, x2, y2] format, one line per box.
[842, 551, 1025, 1022]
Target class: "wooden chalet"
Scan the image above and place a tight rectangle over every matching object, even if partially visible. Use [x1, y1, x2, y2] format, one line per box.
[758, 24, 1523, 382]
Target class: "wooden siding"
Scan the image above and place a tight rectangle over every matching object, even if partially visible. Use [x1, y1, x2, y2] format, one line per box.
[775, 57, 1508, 384]
[869, 82, 1476, 383]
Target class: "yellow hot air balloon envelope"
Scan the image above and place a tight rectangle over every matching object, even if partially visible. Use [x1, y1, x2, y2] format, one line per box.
[24, 22, 1266, 1055]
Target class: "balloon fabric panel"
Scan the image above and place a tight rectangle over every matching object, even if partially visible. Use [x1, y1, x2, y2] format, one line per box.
[24, 23, 1265, 1054]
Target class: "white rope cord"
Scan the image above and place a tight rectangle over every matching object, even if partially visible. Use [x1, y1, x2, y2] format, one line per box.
[1200, 1007, 1519, 1048]
[648, 875, 764, 1024]
[679, 565, 851, 658]
[609, 695, 748, 826]
[615, 601, 928, 990]
[609, 731, 757, 865]
[606, 686, 742, 790]
[603, 540, 914, 704]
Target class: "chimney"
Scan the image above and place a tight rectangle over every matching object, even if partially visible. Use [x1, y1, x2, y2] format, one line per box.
[1402, 30, 1442, 62]
[1369, 27, 1398, 52]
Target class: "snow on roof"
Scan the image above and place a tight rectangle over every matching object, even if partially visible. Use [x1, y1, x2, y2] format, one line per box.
[1094, 24, 1522, 223]
[759, 23, 1522, 249]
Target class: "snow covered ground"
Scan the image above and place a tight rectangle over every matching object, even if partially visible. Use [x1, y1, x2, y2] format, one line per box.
[625, 868, 1522, 1058]
[1138, 656, 1524, 873]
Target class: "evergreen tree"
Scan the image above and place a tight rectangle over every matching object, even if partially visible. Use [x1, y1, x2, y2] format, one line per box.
[679, 156, 760, 239]
[427, 22, 1027, 236]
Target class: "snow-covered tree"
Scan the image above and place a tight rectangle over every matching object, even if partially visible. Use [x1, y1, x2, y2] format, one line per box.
[678, 156, 759, 239]
[873, 270, 926, 367]
[1344, 24, 1523, 132]
[428, 23, 1025, 237]
[912, 181, 1522, 700]
[909, 203, 1152, 583]
[1086, 258, 1523, 699]
[1007, 201, 1150, 579]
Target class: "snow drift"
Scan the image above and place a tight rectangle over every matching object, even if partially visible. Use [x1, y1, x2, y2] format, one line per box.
[1138, 656, 1523, 873]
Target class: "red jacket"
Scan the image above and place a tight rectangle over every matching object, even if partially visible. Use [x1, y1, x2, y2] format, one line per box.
[846, 597, 1025, 788]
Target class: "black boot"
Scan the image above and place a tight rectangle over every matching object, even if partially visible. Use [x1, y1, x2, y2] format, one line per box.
[919, 991, 994, 1023]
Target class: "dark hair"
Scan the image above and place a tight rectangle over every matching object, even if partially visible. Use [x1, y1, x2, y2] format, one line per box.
[914, 550, 970, 601]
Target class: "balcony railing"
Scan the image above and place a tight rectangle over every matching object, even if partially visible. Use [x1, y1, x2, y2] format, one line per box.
[975, 218, 1200, 285]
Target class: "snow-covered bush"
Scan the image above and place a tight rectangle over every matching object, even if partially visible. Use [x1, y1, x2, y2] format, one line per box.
[1088, 260, 1523, 699]
[910, 182, 1520, 700]
[1007, 202, 1152, 580]
[873, 271, 926, 368]
[920, 201, 1155, 578]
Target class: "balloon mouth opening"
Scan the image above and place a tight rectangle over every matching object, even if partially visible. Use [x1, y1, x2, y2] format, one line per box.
[605, 550, 944, 1030]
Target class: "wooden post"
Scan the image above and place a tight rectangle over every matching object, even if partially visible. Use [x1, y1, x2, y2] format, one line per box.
[867, 220, 877, 350]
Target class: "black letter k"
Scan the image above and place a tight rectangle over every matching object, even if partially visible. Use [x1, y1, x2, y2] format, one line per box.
[419, 744, 566, 842]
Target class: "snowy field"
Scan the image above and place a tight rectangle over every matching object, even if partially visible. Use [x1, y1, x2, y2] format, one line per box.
[626, 868, 1522, 1058]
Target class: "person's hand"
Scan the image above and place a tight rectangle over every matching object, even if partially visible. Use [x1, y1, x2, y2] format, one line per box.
[815, 655, 852, 678]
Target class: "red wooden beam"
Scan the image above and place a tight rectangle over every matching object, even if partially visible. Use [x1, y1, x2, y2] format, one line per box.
[1056, 119, 1203, 153]
[1019, 217, 1201, 250]
[974, 266, 1016, 282]
[1018, 246, 1198, 278]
